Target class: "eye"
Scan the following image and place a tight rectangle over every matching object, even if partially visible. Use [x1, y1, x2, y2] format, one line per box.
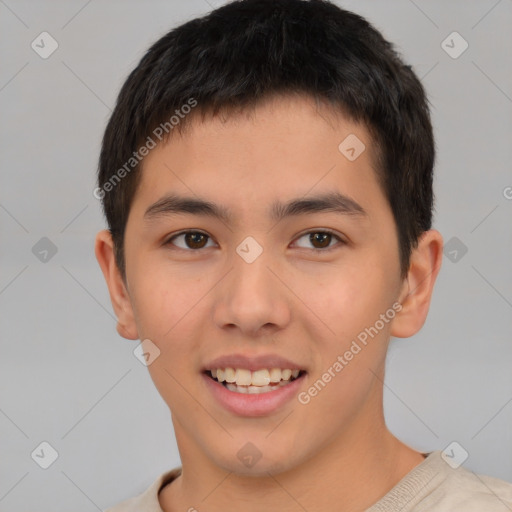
[164, 229, 345, 252]
[293, 229, 345, 251]
[165, 231, 216, 250]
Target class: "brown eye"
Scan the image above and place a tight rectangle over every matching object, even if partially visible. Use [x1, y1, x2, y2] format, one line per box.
[309, 232, 331, 249]
[166, 231, 213, 250]
[294, 230, 344, 251]
[184, 232, 208, 249]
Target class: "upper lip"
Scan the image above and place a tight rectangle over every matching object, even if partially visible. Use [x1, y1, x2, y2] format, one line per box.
[203, 353, 306, 372]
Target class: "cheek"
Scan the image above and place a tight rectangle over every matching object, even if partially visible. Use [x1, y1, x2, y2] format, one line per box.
[302, 262, 395, 340]
[300, 273, 395, 420]
[303, 264, 398, 411]
[129, 261, 203, 343]
[130, 273, 206, 407]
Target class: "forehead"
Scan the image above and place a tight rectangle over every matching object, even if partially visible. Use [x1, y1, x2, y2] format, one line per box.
[132, 94, 387, 222]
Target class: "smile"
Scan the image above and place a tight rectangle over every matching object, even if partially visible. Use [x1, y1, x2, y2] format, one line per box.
[206, 367, 304, 394]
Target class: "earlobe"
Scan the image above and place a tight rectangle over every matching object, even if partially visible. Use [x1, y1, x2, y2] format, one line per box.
[391, 229, 443, 338]
[94, 230, 139, 340]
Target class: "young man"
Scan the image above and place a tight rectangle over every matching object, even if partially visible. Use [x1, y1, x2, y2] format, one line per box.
[95, 0, 512, 510]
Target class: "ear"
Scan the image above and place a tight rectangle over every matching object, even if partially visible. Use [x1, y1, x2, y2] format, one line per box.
[391, 229, 443, 338]
[95, 230, 139, 340]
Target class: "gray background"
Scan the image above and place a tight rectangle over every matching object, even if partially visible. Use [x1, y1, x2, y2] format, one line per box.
[1, 0, 511, 510]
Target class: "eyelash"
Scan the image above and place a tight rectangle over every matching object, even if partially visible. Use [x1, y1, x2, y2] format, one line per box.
[164, 229, 345, 252]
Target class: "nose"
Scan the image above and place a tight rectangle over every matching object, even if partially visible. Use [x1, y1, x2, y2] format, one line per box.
[212, 247, 291, 338]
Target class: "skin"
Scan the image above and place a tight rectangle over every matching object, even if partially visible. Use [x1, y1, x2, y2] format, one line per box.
[96, 94, 443, 511]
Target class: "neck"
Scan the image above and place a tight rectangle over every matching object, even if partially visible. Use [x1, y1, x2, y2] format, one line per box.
[160, 393, 424, 511]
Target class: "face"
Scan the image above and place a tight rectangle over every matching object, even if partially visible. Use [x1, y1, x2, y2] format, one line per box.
[112, 95, 411, 475]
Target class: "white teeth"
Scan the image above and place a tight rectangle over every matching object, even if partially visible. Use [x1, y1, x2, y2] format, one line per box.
[251, 369, 270, 386]
[224, 367, 236, 383]
[248, 385, 267, 394]
[209, 367, 302, 388]
[269, 368, 282, 382]
[225, 381, 290, 394]
[235, 368, 252, 386]
[225, 383, 247, 393]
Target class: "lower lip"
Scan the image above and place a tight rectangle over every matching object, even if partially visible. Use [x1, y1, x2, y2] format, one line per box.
[202, 372, 306, 417]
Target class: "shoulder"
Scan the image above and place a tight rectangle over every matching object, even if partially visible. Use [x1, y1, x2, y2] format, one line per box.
[436, 462, 512, 510]
[368, 450, 512, 512]
[104, 467, 182, 512]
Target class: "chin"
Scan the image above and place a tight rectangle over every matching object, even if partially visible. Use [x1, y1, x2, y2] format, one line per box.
[210, 444, 303, 478]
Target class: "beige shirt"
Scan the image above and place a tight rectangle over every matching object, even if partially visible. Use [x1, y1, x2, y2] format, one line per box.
[104, 451, 512, 511]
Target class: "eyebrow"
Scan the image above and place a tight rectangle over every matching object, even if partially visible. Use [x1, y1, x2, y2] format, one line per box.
[143, 191, 367, 224]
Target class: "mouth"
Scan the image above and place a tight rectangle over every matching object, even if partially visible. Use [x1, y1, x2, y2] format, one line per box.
[204, 367, 306, 394]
